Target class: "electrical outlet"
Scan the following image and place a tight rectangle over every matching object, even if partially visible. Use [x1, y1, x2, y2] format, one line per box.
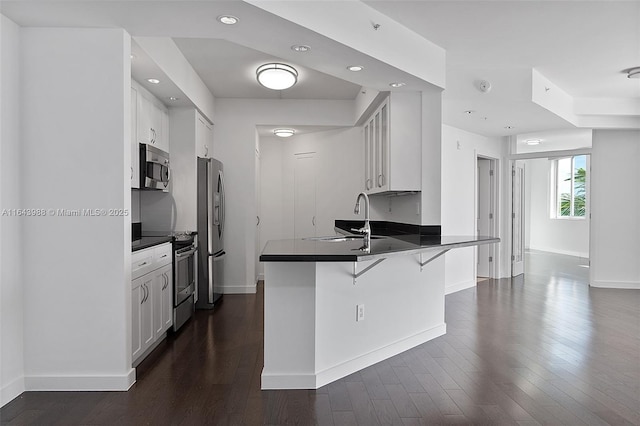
[356, 304, 365, 321]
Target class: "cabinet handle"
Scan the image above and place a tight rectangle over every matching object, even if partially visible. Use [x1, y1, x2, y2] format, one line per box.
[312, 216, 316, 226]
[137, 261, 147, 267]
[131, 167, 133, 179]
[160, 254, 167, 258]
[378, 174, 383, 187]
[141, 284, 147, 304]
[256, 216, 260, 226]
[366, 178, 372, 190]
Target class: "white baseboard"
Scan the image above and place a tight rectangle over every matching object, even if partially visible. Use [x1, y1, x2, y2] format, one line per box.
[590, 280, 640, 289]
[1, 376, 25, 408]
[528, 246, 589, 259]
[221, 283, 257, 294]
[261, 323, 446, 390]
[24, 368, 136, 392]
[445, 280, 476, 295]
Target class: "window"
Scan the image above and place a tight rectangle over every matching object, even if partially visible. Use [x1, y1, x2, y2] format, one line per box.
[551, 155, 587, 219]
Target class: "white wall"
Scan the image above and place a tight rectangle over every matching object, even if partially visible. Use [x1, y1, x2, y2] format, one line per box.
[213, 99, 354, 293]
[525, 158, 589, 258]
[0, 14, 25, 407]
[258, 128, 364, 278]
[441, 125, 506, 294]
[590, 129, 640, 289]
[20, 28, 134, 390]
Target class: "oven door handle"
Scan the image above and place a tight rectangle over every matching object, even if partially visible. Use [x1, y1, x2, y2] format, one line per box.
[175, 248, 197, 258]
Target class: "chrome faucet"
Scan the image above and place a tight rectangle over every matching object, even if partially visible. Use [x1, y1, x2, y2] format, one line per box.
[352, 192, 371, 247]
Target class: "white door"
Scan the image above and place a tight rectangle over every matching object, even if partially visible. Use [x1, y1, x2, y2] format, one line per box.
[512, 161, 525, 276]
[477, 158, 492, 277]
[294, 153, 317, 239]
[255, 146, 262, 282]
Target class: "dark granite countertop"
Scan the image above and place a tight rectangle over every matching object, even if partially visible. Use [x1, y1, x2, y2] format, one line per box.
[132, 236, 173, 252]
[260, 234, 499, 262]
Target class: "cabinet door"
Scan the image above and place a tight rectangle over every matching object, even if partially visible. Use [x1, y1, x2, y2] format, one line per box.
[157, 106, 170, 153]
[132, 274, 154, 361]
[131, 86, 140, 188]
[364, 122, 374, 192]
[196, 114, 212, 158]
[137, 91, 154, 145]
[153, 264, 173, 338]
[162, 266, 173, 332]
[131, 283, 143, 361]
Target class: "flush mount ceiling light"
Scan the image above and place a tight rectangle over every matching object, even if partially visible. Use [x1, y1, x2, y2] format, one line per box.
[526, 139, 541, 145]
[147, 78, 160, 84]
[273, 128, 295, 138]
[257, 63, 298, 90]
[291, 45, 311, 52]
[627, 67, 640, 78]
[217, 15, 239, 25]
[347, 65, 364, 72]
[389, 82, 406, 88]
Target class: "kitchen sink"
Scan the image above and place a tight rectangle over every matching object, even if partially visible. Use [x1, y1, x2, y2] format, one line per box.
[303, 235, 384, 242]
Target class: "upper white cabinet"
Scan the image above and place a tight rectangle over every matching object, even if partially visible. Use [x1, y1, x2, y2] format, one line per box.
[132, 80, 170, 153]
[196, 112, 213, 158]
[363, 93, 422, 194]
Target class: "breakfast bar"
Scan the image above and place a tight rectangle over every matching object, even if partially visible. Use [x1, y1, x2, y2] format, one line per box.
[260, 229, 499, 390]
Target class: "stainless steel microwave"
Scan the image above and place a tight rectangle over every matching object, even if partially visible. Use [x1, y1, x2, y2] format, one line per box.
[140, 144, 170, 191]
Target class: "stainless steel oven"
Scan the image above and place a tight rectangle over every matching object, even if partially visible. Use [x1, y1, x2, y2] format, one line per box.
[173, 234, 196, 331]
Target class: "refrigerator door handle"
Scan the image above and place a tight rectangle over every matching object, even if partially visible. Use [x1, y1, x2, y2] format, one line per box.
[206, 160, 214, 260]
[219, 170, 225, 239]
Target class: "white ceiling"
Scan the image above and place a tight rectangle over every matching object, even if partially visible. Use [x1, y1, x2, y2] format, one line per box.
[2, 0, 638, 139]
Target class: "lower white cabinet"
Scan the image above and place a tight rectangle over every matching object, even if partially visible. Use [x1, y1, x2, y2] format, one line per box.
[131, 243, 173, 365]
[153, 263, 173, 339]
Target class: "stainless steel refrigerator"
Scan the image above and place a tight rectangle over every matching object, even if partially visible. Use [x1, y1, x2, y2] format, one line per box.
[196, 157, 225, 309]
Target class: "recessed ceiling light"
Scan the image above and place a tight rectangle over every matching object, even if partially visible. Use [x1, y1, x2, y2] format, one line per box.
[347, 65, 364, 72]
[217, 15, 239, 25]
[504, 126, 514, 130]
[463, 110, 475, 115]
[168, 96, 180, 101]
[627, 67, 640, 79]
[389, 82, 406, 88]
[526, 139, 541, 145]
[257, 63, 298, 90]
[291, 45, 311, 52]
[274, 128, 295, 138]
[147, 78, 160, 84]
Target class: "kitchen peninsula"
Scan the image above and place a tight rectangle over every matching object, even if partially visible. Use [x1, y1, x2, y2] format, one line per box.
[259, 223, 499, 390]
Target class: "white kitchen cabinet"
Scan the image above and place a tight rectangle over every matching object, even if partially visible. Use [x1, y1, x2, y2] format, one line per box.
[132, 273, 154, 362]
[133, 80, 169, 153]
[153, 263, 173, 338]
[131, 86, 140, 189]
[131, 242, 173, 366]
[196, 113, 213, 158]
[363, 93, 421, 194]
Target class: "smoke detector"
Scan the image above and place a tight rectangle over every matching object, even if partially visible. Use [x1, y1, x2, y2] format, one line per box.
[477, 80, 492, 93]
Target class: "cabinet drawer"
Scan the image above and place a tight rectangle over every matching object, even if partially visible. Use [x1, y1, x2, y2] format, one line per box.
[132, 248, 155, 280]
[154, 243, 172, 267]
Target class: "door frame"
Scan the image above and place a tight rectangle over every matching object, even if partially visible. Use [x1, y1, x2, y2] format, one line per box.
[475, 154, 499, 279]
[507, 147, 592, 279]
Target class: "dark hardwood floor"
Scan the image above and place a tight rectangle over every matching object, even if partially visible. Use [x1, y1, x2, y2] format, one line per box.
[2, 252, 639, 425]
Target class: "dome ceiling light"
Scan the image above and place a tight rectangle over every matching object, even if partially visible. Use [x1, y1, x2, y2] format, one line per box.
[273, 129, 295, 138]
[627, 67, 640, 79]
[257, 63, 298, 90]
